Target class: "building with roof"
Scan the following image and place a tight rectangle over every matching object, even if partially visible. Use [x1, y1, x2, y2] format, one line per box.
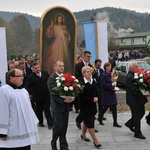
[113, 32, 150, 50]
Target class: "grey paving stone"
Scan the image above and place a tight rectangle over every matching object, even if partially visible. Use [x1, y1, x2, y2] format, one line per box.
[32, 111, 150, 150]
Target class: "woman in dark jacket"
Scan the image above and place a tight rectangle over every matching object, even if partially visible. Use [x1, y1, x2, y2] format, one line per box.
[79, 66, 102, 148]
[99, 62, 121, 127]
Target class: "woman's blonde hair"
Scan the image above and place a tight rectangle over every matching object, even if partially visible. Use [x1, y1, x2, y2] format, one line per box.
[82, 66, 92, 75]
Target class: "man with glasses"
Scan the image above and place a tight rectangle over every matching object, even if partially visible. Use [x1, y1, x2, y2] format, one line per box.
[0, 69, 39, 150]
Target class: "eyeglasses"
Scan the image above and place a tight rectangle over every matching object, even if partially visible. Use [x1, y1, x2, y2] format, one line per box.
[13, 75, 24, 77]
[86, 55, 91, 58]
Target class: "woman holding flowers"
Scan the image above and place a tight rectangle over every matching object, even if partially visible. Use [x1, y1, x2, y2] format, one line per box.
[125, 61, 147, 139]
[79, 66, 102, 148]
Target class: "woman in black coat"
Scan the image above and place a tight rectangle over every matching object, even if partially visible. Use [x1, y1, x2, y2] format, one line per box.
[79, 66, 101, 148]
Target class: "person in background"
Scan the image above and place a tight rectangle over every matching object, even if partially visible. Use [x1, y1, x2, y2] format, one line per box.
[0, 69, 39, 150]
[99, 62, 122, 128]
[92, 59, 106, 121]
[47, 61, 74, 150]
[125, 61, 148, 139]
[25, 62, 53, 129]
[79, 66, 102, 149]
[25, 56, 33, 77]
[18, 60, 27, 87]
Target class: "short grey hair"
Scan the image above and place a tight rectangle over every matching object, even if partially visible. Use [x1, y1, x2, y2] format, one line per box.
[82, 66, 92, 75]
[128, 61, 137, 70]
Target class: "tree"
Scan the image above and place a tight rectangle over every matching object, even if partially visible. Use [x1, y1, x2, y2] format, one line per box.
[9, 15, 33, 55]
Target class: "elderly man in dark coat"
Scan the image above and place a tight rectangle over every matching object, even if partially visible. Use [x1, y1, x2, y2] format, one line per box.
[125, 61, 147, 139]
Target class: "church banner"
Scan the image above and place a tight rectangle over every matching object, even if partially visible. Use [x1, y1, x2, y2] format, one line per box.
[40, 6, 77, 75]
[84, 21, 108, 66]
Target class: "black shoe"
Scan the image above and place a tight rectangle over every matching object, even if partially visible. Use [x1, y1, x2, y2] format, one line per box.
[76, 121, 81, 129]
[38, 123, 44, 127]
[48, 125, 53, 129]
[102, 117, 106, 120]
[125, 122, 135, 132]
[81, 135, 90, 142]
[95, 129, 98, 133]
[93, 142, 102, 148]
[146, 116, 150, 125]
[113, 123, 122, 128]
[99, 121, 104, 125]
[134, 133, 146, 139]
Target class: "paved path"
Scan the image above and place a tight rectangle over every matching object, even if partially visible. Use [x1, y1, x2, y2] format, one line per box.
[32, 111, 150, 150]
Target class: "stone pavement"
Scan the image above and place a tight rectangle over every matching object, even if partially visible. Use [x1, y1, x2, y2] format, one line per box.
[32, 111, 150, 150]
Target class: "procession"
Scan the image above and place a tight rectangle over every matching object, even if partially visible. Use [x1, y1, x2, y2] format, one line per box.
[1, 1, 150, 150]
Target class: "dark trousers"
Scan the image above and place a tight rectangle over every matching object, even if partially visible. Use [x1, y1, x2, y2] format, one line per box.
[76, 110, 83, 123]
[99, 105, 118, 123]
[51, 112, 69, 150]
[36, 99, 53, 126]
[70, 97, 79, 111]
[126, 105, 145, 133]
[0, 145, 30, 150]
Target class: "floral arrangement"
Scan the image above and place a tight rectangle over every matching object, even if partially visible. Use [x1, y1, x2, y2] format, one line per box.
[51, 73, 85, 98]
[133, 68, 150, 95]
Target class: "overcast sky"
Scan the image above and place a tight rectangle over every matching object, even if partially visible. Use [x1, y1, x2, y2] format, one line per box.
[1, 0, 150, 17]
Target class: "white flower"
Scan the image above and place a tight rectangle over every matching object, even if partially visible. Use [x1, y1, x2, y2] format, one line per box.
[56, 77, 59, 80]
[134, 73, 138, 76]
[56, 79, 60, 83]
[139, 79, 143, 82]
[75, 79, 79, 82]
[64, 86, 68, 91]
[61, 77, 65, 81]
[72, 76, 75, 79]
[69, 86, 73, 91]
[134, 75, 138, 79]
[139, 74, 143, 77]
[57, 82, 61, 87]
[77, 84, 80, 88]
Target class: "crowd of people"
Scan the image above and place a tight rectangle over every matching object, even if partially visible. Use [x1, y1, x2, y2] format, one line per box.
[0, 51, 150, 150]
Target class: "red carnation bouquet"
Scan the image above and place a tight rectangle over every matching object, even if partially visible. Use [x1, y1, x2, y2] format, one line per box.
[133, 68, 150, 95]
[51, 73, 84, 98]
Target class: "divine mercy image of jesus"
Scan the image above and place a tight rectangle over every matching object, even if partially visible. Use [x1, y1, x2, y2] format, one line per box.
[40, 7, 77, 75]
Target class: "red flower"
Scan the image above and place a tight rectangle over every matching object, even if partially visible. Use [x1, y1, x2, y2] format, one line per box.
[65, 82, 70, 86]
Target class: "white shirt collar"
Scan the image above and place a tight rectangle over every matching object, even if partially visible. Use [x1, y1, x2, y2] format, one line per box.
[83, 77, 93, 84]
[55, 72, 63, 77]
[83, 60, 89, 66]
[36, 72, 41, 77]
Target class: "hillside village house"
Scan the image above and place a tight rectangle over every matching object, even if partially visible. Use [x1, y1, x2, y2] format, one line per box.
[113, 32, 150, 50]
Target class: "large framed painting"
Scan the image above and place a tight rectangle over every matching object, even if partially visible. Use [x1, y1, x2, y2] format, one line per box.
[39, 6, 77, 75]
